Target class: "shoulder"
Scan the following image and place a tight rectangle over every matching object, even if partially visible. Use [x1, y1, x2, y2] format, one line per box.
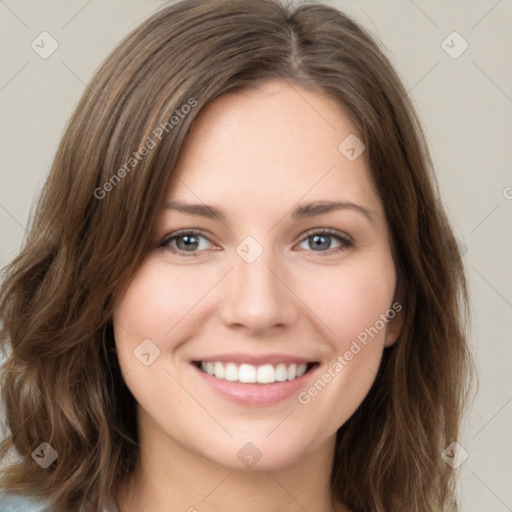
[0, 491, 119, 512]
[0, 491, 53, 511]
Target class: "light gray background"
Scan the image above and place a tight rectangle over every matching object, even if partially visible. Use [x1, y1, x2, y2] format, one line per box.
[1, 1, 511, 510]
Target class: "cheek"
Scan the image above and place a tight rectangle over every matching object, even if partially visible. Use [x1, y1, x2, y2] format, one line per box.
[112, 261, 210, 418]
[294, 261, 396, 428]
[296, 257, 396, 352]
[113, 259, 216, 350]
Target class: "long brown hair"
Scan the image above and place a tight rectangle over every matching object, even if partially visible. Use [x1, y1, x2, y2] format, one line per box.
[0, 1, 472, 510]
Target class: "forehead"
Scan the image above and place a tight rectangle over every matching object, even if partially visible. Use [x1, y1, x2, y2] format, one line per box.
[168, 80, 384, 221]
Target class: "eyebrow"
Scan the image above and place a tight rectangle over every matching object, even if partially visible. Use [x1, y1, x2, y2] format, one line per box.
[165, 199, 377, 224]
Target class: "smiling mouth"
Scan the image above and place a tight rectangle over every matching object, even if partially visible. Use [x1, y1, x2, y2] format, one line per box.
[193, 361, 318, 384]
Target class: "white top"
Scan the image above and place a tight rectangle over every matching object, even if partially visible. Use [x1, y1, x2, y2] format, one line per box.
[0, 491, 119, 511]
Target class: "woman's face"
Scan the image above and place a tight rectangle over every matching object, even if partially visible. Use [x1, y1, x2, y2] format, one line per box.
[113, 80, 402, 471]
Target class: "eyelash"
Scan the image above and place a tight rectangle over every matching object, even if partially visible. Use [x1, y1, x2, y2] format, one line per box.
[158, 228, 354, 257]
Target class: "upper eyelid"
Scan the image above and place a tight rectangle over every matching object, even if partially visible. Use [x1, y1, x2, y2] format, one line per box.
[300, 227, 353, 243]
[161, 228, 209, 239]
[160, 229, 215, 247]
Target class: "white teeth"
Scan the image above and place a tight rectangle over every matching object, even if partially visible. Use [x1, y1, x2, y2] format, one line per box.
[296, 363, 307, 377]
[238, 363, 256, 383]
[275, 363, 288, 382]
[224, 363, 238, 381]
[257, 364, 275, 384]
[198, 361, 312, 384]
[214, 362, 225, 379]
[287, 363, 297, 380]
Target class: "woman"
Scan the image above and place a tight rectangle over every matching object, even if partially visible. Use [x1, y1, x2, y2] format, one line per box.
[0, 0, 472, 511]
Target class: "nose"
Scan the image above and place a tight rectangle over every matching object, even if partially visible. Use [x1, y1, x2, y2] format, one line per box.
[217, 249, 299, 336]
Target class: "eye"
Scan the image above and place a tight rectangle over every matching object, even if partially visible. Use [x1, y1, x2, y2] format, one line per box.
[296, 228, 353, 254]
[159, 230, 215, 255]
[158, 228, 353, 257]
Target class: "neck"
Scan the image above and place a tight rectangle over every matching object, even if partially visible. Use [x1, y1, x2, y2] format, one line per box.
[114, 411, 348, 512]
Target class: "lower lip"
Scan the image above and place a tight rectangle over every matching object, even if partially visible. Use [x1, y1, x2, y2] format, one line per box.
[192, 364, 318, 405]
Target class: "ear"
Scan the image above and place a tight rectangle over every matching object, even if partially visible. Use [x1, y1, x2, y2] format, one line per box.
[384, 303, 404, 347]
[384, 285, 406, 348]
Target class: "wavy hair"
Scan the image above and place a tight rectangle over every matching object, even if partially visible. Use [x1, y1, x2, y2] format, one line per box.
[0, 0, 472, 510]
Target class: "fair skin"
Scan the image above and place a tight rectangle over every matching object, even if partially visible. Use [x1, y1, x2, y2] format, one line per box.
[113, 80, 402, 512]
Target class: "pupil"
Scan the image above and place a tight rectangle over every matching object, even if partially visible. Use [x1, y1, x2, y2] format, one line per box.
[311, 235, 330, 250]
[177, 235, 198, 251]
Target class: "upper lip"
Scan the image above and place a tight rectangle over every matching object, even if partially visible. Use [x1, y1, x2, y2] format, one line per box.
[191, 353, 318, 366]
